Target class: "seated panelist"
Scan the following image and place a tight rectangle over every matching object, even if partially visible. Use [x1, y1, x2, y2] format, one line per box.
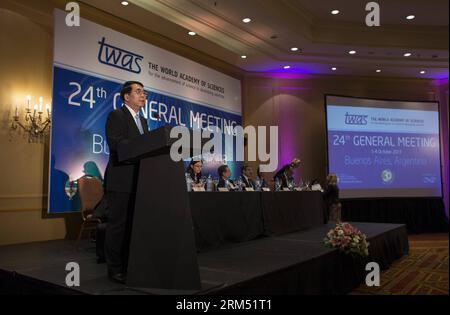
[186, 158, 204, 189]
[239, 164, 255, 189]
[217, 165, 235, 190]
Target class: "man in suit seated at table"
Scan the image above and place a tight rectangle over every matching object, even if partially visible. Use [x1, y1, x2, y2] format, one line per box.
[239, 164, 255, 189]
[217, 164, 236, 190]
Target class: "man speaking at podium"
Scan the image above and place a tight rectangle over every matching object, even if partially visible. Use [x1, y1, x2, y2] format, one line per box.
[104, 81, 149, 283]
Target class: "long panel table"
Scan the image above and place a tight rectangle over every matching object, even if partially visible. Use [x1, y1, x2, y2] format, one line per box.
[189, 191, 324, 251]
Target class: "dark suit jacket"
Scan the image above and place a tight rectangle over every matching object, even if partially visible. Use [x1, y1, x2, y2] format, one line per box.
[239, 175, 255, 188]
[323, 185, 340, 207]
[218, 178, 235, 189]
[105, 106, 149, 193]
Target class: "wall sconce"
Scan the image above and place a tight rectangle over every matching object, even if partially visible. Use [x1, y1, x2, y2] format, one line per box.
[11, 95, 52, 143]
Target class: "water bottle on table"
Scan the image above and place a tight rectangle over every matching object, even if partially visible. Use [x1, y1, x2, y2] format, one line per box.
[185, 173, 192, 192]
[206, 175, 213, 192]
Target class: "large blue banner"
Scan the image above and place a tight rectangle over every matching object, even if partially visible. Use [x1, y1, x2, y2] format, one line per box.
[49, 66, 241, 213]
[49, 9, 242, 213]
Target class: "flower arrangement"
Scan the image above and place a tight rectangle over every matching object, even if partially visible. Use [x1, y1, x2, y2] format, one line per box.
[323, 222, 370, 257]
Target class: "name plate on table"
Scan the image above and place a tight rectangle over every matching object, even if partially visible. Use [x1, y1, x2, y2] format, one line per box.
[218, 188, 229, 192]
[282, 188, 291, 191]
[262, 188, 270, 192]
[192, 187, 205, 192]
[245, 187, 255, 192]
[294, 187, 303, 191]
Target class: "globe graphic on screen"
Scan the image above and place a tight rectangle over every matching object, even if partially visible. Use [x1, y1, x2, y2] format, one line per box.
[381, 169, 394, 184]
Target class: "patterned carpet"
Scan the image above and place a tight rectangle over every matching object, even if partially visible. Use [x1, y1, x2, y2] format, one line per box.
[351, 233, 449, 295]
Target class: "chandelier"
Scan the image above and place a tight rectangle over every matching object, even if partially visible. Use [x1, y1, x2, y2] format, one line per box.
[11, 95, 52, 143]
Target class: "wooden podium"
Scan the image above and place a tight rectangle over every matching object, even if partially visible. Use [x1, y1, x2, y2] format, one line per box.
[117, 125, 201, 290]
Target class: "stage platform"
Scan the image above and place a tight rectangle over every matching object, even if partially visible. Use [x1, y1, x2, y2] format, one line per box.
[0, 222, 408, 295]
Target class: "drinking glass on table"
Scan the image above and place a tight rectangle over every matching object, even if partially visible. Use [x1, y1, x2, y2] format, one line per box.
[275, 178, 281, 191]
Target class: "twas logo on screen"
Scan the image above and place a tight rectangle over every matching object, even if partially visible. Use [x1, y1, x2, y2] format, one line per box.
[97, 37, 143, 74]
[345, 112, 368, 125]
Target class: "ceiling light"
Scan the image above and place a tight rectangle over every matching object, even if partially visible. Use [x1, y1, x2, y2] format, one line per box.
[242, 18, 252, 23]
[376, 69, 381, 73]
[331, 10, 340, 15]
[241, 55, 247, 59]
[403, 52, 412, 57]
[331, 67, 337, 71]
[283, 65, 291, 69]
[290, 47, 299, 52]
[348, 50, 356, 55]
[406, 15, 415, 20]
[121, 1, 129, 5]
[188, 31, 196, 36]
[420, 70, 426, 74]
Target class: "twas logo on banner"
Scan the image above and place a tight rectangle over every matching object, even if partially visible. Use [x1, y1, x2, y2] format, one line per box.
[97, 37, 143, 74]
[345, 112, 368, 125]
